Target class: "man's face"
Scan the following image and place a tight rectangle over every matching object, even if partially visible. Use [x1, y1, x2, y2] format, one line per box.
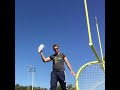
[53, 46, 59, 54]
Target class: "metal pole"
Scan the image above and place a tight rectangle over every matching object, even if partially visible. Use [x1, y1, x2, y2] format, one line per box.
[95, 17, 105, 71]
[84, 0, 101, 63]
[28, 67, 29, 90]
[95, 17, 104, 61]
[84, 0, 93, 45]
[31, 68, 36, 90]
[27, 65, 32, 90]
[27, 65, 31, 90]
[32, 69, 34, 90]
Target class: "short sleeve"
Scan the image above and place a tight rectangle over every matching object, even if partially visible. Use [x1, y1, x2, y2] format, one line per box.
[62, 53, 66, 59]
[49, 54, 54, 60]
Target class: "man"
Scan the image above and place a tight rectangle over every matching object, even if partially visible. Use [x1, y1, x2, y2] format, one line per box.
[38, 44, 76, 90]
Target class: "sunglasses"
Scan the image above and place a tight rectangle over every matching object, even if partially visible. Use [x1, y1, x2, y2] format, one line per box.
[54, 48, 59, 50]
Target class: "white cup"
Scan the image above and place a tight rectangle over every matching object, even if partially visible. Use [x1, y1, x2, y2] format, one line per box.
[38, 44, 45, 52]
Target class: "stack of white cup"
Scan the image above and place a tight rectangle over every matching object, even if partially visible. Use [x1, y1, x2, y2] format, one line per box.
[38, 44, 45, 52]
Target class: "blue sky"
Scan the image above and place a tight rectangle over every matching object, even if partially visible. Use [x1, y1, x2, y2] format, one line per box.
[15, 0, 105, 89]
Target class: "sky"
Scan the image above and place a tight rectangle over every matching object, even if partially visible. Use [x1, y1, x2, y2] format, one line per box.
[15, 0, 105, 89]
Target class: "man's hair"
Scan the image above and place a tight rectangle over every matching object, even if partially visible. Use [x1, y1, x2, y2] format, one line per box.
[53, 44, 59, 49]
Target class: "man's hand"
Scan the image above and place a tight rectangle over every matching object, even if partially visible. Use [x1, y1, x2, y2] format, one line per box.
[71, 70, 76, 76]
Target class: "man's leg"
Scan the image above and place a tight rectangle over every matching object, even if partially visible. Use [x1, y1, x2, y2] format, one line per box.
[57, 71, 67, 90]
[50, 71, 58, 90]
